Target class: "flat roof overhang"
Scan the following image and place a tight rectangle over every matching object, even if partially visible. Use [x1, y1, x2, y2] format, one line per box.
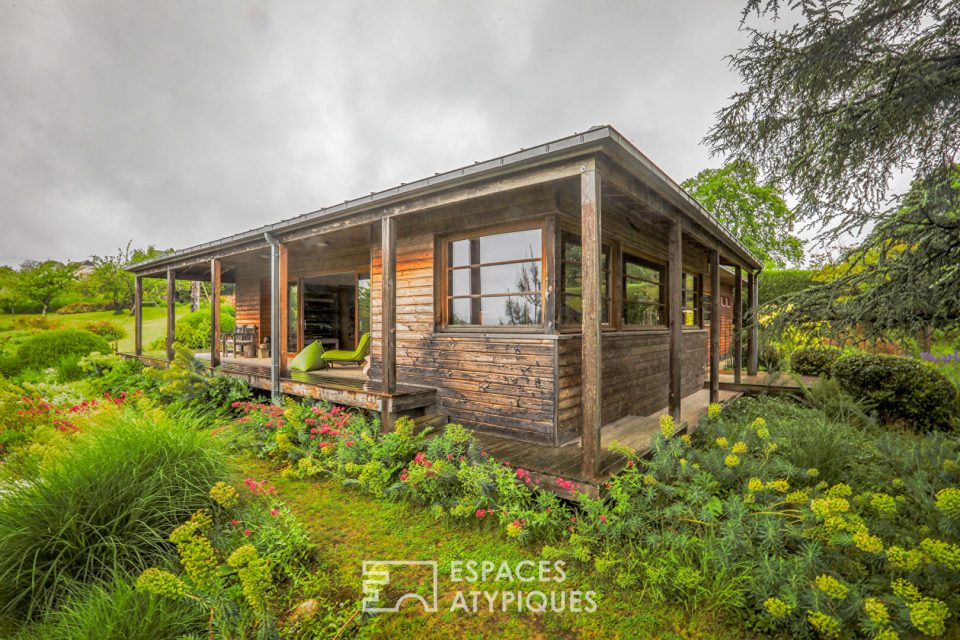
[127, 125, 762, 278]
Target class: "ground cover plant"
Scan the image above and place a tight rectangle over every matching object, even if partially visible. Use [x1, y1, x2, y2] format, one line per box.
[227, 384, 960, 638]
[2, 345, 959, 639]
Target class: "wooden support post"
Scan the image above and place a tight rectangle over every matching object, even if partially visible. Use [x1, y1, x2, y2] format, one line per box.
[165, 269, 176, 361]
[543, 215, 558, 333]
[747, 270, 759, 376]
[210, 259, 221, 367]
[709, 250, 720, 404]
[580, 165, 602, 479]
[668, 221, 682, 423]
[278, 244, 289, 370]
[734, 265, 743, 384]
[381, 217, 397, 394]
[134, 275, 143, 356]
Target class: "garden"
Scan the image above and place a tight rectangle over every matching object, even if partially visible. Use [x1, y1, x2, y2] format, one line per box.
[0, 319, 958, 639]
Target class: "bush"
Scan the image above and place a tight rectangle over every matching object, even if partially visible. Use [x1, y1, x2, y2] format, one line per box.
[173, 306, 236, 350]
[832, 353, 960, 430]
[6, 329, 111, 377]
[55, 301, 115, 314]
[0, 407, 227, 619]
[81, 320, 126, 343]
[790, 346, 842, 376]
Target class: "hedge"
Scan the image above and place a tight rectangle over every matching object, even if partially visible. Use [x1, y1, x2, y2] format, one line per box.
[831, 354, 959, 431]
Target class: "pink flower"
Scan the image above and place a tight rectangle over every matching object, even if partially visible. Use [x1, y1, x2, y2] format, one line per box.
[270, 508, 279, 517]
[400, 468, 408, 481]
[475, 509, 486, 518]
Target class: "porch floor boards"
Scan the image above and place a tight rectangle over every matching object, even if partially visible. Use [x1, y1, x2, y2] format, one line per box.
[473, 388, 740, 489]
[714, 371, 818, 395]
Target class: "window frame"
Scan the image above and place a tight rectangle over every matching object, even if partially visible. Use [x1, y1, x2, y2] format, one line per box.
[437, 220, 547, 332]
[621, 250, 667, 329]
[681, 272, 703, 328]
[558, 229, 613, 329]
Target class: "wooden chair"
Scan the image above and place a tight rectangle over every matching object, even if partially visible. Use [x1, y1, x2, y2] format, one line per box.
[222, 325, 258, 357]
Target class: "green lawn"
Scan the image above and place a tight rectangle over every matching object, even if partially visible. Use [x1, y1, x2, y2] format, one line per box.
[237, 458, 746, 640]
[0, 305, 189, 353]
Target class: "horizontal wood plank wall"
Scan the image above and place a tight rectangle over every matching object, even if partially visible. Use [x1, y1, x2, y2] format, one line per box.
[369, 188, 561, 444]
[234, 270, 262, 339]
[557, 331, 707, 440]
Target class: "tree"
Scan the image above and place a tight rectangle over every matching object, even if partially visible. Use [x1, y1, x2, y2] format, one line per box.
[0, 266, 25, 315]
[707, 0, 960, 339]
[682, 161, 804, 267]
[85, 242, 135, 312]
[15, 260, 75, 316]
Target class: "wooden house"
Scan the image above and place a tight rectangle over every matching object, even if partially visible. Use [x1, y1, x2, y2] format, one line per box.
[126, 126, 761, 490]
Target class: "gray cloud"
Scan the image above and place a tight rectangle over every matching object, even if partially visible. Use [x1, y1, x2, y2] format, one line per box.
[0, 0, 749, 265]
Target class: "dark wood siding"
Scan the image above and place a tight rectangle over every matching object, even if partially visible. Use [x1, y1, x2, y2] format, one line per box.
[557, 330, 706, 441]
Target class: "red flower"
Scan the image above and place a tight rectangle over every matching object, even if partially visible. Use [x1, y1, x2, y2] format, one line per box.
[230, 519, 239, 526]
[599, 515, 607, 523]
[243, 528, 252, 537]
[270, 508, 279, 517]
[475, 509, 486, 518]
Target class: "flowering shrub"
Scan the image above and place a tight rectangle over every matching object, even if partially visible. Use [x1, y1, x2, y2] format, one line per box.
[231, 400, 572, 542]
[550, 396, 960, 638]
[137, 480, 312, 637]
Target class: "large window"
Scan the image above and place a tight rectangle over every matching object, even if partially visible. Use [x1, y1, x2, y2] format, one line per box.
[682, 273, 701, 327]
[560, 231, 611, 325]
[623, 253, 665, 326]
[445, 227, 543, 327]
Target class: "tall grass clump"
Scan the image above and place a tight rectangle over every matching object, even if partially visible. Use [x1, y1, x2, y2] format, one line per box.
[0, 407, 226, 619]
[14, 575, 206, 640]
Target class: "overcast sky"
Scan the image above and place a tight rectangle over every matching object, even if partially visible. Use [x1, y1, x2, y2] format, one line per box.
[0, 0, 756, 266]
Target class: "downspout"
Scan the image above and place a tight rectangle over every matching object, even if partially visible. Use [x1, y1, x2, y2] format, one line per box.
[264, 232, 281, 403]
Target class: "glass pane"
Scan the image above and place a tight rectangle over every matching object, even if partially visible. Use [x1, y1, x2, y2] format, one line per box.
[287, 281, 299, 352]
[561, 293, 582, 325]
[357, 274, 371, 337]
[477, 229, 542, 263]
[449, 295, 542, 326]
[624, 302, 662, 326]
[450, 239, 471, 267]
[625, 281, 660, 305]
[449, 268, 471, 297]
[563, 261, 582, 291]
[481, 261, 541, 295]
[449, 229, 543, 270]
[449, 298, 473, 325]
[480, 294, 542, 326]
[625, 260, 660, 283]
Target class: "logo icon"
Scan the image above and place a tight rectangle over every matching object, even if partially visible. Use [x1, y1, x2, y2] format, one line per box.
[361, 560, 438, 613]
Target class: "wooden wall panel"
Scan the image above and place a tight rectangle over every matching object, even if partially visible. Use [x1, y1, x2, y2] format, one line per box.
[557, 330, 707, 440]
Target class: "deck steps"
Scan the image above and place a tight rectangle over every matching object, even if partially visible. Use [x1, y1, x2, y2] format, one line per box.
[411, 413, 449, 432]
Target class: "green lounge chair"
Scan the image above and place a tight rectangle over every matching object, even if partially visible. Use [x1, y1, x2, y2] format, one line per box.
[321, 332, 370, 367]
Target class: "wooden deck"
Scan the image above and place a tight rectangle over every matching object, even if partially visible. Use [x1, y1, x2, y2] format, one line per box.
[123, 353, 438, 416]
[473, 388, 739, 499]
[713, 371, 818, 395]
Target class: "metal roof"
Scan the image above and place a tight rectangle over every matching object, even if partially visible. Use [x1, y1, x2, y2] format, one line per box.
[129, 125, 761, 273]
